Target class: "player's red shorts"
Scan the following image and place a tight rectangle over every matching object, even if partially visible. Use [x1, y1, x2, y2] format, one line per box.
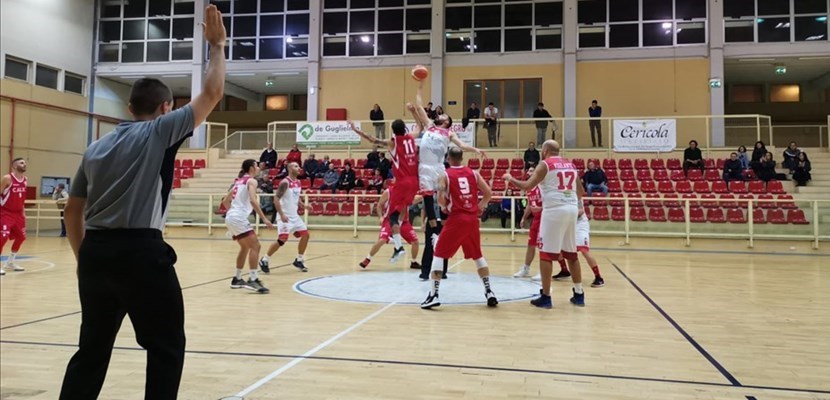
[0, 210, 26, 242]
[527, 215, 541, 247]
[386, 176, 419, 218]
[434, 214, 482, 260]
[379, 220, 417, 244]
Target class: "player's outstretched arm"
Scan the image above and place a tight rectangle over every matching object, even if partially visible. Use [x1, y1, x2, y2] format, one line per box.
[411, 81, 432, 129]
[450, 134, 487, 159]
[348, 120, 392, 148]
[248, 179, 273, 229]
[476, 171, 492, 211]
[189, 5, 226, 129]
[505, 163, 547, 191]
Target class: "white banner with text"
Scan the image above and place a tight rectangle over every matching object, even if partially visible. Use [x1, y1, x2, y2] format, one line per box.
[296, 121, 362, 145]
[613, 119, 676, 152]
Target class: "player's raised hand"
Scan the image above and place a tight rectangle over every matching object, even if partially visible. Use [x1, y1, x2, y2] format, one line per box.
[202, 4, 227, 47]
[502, 173, 512, 182]
[405, 102, 415, 112]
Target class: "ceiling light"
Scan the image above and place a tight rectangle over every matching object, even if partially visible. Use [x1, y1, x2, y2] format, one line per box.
[805, 35, 825, 40]
[239, 41, 254, 47]
[756, 18, 765, 23]
[816, 16, 827, 22]
[661, 22, 672, 29]
[270, 71, 301, 76]
[228, 73, 256, 76]
[360, 35, 370, 43]
[738, 58, 775, 62]
[161, 74, 187, 78]
[798, 56, 830, 60]
[286, 37, 293, 43]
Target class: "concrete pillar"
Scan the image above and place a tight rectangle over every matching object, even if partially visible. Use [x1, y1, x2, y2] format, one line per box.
[189, 0, 207, 148]
[430, 0, 445, 106]
[307, 0, 321, 121]
[563, 0, 578, 148]
[709, 0, 726, 147]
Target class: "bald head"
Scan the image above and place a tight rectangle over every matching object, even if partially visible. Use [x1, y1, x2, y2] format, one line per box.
[542, 140, 560, 158]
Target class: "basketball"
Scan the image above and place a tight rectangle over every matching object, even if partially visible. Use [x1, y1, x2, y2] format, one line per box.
[411, 65, 429, 81]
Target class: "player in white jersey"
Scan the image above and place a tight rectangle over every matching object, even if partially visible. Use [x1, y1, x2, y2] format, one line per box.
[222, 159, 273, 294]
[504, 140, 586, 308]
[259, 162, 310, 273]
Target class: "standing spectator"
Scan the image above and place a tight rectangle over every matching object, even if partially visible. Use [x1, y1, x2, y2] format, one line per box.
[751, 141, 768, 176]
[53, 183, 69, 237]
[533, 103, 553, 144]
[425, 102, 436, 120]
[782, 141, 801, 173]
[337, 163, 357, 192]
[303, 154, 319, 183]
[683, 140, 704, 176]
[259, 142, 277, 169]
[523, 141, 540, 170]
[582, 161, 608, 195]
[378, 152, 392, 179]
[286, 144, 302, 165]
[320, 164, 340, 193]
[736, 145, 750, 170]
[722, 152, 743, 182]
[484, 102, 499, 147]
[367, 168, 384, 194]
[792, 152, 811, 186]
[757, 152, 776, 182]
[463, 102, 480, 129]
[370, 104, 385, 139]
[588, 100, 603, 147]
[365, 147, 380, 170]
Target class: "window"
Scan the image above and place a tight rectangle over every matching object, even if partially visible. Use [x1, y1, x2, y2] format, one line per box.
[770, 84, 800, 102]
[265, 95, 289, 111]
[35, 65, 59, 89]
[64, 73, 86, 95]
[446, 1, 563, 53]
[579, 0, 706, 48]
[323, 0, 431, 57]
[729, 85, 763, 103]
[98, 0, 196, 63]
[4, 57, 30, 81]
[725, 0, 829, 43]
[463, 79, 542, 118]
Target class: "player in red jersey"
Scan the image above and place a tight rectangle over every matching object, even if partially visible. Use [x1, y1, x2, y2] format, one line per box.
[359, 186, 422, 269]
[1, 157, 29, 274]
[421, 147, 497, 309]
[349, 120, 419, 263]
[513, 167, 569, 280]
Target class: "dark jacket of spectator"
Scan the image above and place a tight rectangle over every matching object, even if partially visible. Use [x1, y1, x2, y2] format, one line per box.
[793, 153, 811, 186]
[588, 105, 602, 118]
[463, 105, 481, 129]
[315, 158, 331, 176]
[370, 107, 384, 127]
[366, 149, 380, 170]
[757, 154, 776, 182]
[523, 147, 540, 169]
[684, 147, 703, 166]
[286, 147, 302, 165]
[751, 142, 767, 164]
[378, 155, 392, 179]
[260, 147, 277, 169]
[533, 108, 552, 129]
[582, 168, 607, 186]
[723, 158, 743, 181]
[303, 158, 319, 177]
[337, 165, 357, 191]
[782, 143, 801, 171]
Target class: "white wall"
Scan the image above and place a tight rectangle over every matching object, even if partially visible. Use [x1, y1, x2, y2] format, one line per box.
[93, 77, 132, 120]
[0, 0, 95, 77]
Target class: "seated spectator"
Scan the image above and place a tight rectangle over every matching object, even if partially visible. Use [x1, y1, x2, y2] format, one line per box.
[274, 162, 288, 180]
[792, 152, 811, 187]
[320, 164, 340, 193]
[582, 161, 608, 195]
[500, 189, 523, 229]
[722, 152, 743, 182]
[736, 145, 750, 170]
[751, 140, 767, 175]
[757, 152, 776, 182]
[367, 168, 384, 194]
[256, 162, 269, 180]
[259, 142, 277, 169]
[366, 147, 380, 170]
[286, 144, 302, 165]
[337, 163, 357, 192]
[782, 141, 801, 173]
[683, 140, 704, 176]
[378, 152, 391, 179]
[523, 141, 540, 170]
[314, 155, 331, 180]
[303, 154, 319, 183]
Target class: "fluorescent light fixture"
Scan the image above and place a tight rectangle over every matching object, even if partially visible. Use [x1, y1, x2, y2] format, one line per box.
[816, 16, 827, 22]
[228, 73, 256, 76]
[161, 74, 187, 78]
[286, 37, 293, 43]
[756, 18, 765, 23]
[805, 35, 825, 40]
[360, 35, 370, 43]
[661, 22, 672, 29]
[798, 56, 830, 60]
[239, 41, 254, 47]
[270, 71, 301, 76]
[738, 58, 775, 62]
[118, 75, 146, 79]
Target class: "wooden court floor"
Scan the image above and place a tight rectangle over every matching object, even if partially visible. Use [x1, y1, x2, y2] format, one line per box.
[1, 229, 828, 400]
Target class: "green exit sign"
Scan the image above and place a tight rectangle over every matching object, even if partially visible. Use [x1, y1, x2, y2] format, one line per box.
[775, 66, 787, 75]
[265, 80, 275, 87]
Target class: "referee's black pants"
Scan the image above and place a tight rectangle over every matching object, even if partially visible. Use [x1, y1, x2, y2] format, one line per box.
[60, 229, 185, 400]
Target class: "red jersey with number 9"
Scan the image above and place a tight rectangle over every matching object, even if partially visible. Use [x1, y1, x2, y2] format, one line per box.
[391, 134, 419, 179]
[539, 156, 579, 208]
[444, 166, 479, 216]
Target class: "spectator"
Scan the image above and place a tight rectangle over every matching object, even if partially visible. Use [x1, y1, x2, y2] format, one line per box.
[588, 100, 603, 147]
[367, 168, 384, 194]
[337, 162, 357, 192]
[757, 152, 776, 182]
[425, 102, 436, 120]
[500, 189, 522, 229]
[286, 143, 302, 165]
[370, 104, 385, 139]
[53, 183, 68, 237]
[365, 146, 380, 170]
[463, 102, 480, 129]
[533, 103, 553, 145]
[434, 105, 445, 124]
[582, 161, 608, 195]
[320, 164, 340, 193]
[523, 141, 540, 170]
[782, 141, 801, 173]
[736, 145, 750, 170]
[315, 155, 331, 176]
[683, 140, 704, 176]
[722, 152, 743, 182]
[378, 152, 391, 179]
[792, 152, 811, 187]
[274, 162, 288, 179]
[484, 102, 499, 147]
[256, 162, 269, 180]
[259, 142, 277, 169]
[303, 154, 319, 183]
[750, 140, 767, 175]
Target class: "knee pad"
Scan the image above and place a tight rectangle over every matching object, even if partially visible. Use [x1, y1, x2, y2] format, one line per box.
[474, 258, 488, 269]
[389, 211, 400, 226]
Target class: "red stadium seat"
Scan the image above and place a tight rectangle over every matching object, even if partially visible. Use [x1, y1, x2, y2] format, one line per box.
[729, 181, 747, 194]
[704, 169, 721, 181]
[618, 159, 633, 170]
[742, 169, 755, 180]
[492, 180, 506, 191]
[787, 209, 808, 224]
[666, 158, 682, 170]
[658, 181, 674, 194]
[675, 181, 692, 194]
[335, 190, 350, 202]
[631, 207, 647, 221]
[587, 192, 607, 207]
[700, 194, 718, 208]
[640, 180, 657, 193]
[704, 159, 716, 169]
[496, 158, 510, 169]
[671, 170, 687, 182]
[693, 181, 711, 194]
[603, 159, 617, 170]
[339, 203, 355, 216]
[511, 158, 524, 169]
[667, 207, 686, 222]
[650, 159, 665, 170]
[711, 180, 728, 194]
[611, 207, 625, 221]
[620, 170, 636, 181]
[174, 159, 182, 168]
[753, 209, 766, 224]
[358, 203, 372, 216]
[717, 158, 727, 170]
[777, 194, 796, 209]
[653, 169, 669, 181]
[572, 158, 585, 170]
[719, 194, 737, 208]
[623, 181, 639, 193]
[468, 158, 481, 169]
[194, 159, 206, 169]
[689, 207, 706, 223]
[174, 168, 183, 178]
[682, 193, 699, 207]
[757, 194, 775, 209]
[707, 208, 726, 223]
[607, 180, 622, 193]
[608, 193, 624, 207]
[645, 193, 662, 208]
[592, 206, 609, 221]
[181, 168, 194, 178]
[648, 207, 667, 222]
[310, 203, 324, 216]
[634, 159, 648, 170]
[331, 159, 342, 168]
[481, 159, 495, 170]
[510, 169, 523, 179]
[749, 181, 767, 194]
[636, 169, 652, 181]
[663, 193, 680, 208]
[494, 168, 508, 178]
[324, 203, 339, 216]
[300, 180, 311, 189]
[687, 169, 704, 181]
[172, 178, 181, 189]
[480, 169, 493, 182]
[181, 159, 194, 168]
[584, 206, 592, 219]
[269, 168, 279, 178]
[767, 180, 785, 194]
[727, 208, 746, 223]
[628, 193, 644, 208]
[767, 209, 786, 224]
[738, 194, 754, 209]
[605, 169, 619, 181]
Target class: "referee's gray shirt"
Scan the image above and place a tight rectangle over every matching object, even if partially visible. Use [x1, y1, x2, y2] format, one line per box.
[70, 105, 194, 231]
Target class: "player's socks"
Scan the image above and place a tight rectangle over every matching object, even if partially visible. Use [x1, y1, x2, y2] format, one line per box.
[574, 282, 584, 294]
[366, 255, 373, 261]
[250, 270, 259, 280]
[9, 253, 17, 264]
[481, 276, 491, 292]
[431, 279, 440, 296]
[235, 269, 243, 279]
[391, 234, 403, 249]
[591, 265, 601, 278]
[296, 254, 304, 262]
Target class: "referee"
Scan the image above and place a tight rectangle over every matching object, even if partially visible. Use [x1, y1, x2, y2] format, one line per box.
[59, 5, 227, 399]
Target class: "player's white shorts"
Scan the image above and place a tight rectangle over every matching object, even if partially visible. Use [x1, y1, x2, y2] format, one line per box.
[576, 214, 590, 251]
[419, 163, 446, 193]
[225, 212, 253, 239]
[277, 214, 308, 240]
[538, 204, 578, 258]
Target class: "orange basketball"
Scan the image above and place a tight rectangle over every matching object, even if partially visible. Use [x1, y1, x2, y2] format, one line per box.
[411, 65, 429, 81]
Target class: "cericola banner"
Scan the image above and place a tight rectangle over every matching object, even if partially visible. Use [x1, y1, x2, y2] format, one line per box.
[613, 119, 677, 152]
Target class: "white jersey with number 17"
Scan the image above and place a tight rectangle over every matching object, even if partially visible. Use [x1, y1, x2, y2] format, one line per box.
[539, 156, 579, 208]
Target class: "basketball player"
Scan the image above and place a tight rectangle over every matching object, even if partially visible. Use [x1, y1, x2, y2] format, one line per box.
[504, 140, 585, 308]
[514, 166, 543, 278]
[552, 201, 605, 287]
[359, 187, 421, 269]
[421, 147, 497, 310]
[0, 157, 28, 274]
[259, 162, 311, 273]
[348, 120, 419, 263]
[223, 159, 273, 294]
